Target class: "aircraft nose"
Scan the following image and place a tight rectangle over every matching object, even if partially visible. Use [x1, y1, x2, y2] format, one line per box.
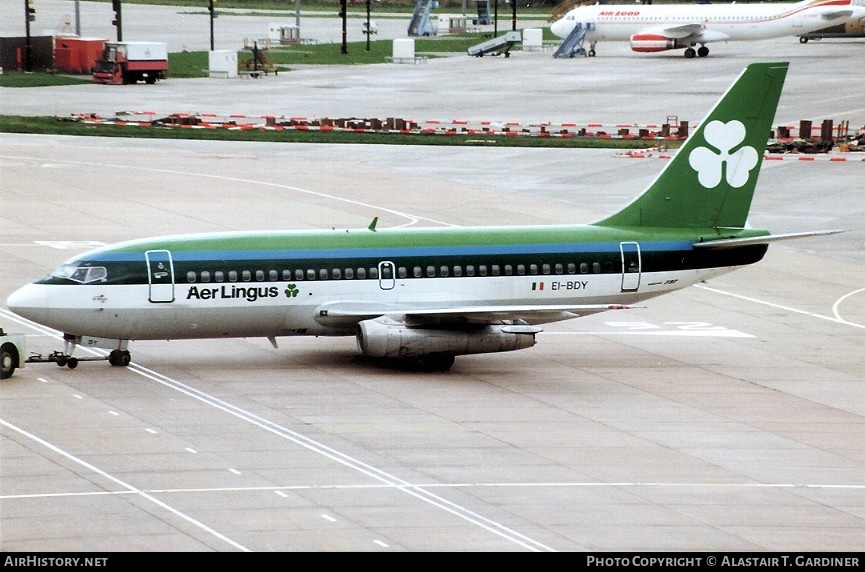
[6, 284, 50, 325]
[551, 21, 566, 38]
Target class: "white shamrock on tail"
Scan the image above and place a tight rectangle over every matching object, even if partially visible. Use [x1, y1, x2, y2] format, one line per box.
[688, 120, 759, 189]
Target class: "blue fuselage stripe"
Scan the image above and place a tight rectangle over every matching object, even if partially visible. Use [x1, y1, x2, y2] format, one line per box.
[92, 241, 696, 262]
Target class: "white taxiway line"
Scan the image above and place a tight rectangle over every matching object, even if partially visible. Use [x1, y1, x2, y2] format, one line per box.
[0, 418, 252, 552]
[695, 284, 865, 330]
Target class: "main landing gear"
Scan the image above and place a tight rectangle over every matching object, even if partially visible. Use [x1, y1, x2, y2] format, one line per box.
[684, 46, 710, 58]
[420, 352, 455, 372]
[108, 350, 132, 367]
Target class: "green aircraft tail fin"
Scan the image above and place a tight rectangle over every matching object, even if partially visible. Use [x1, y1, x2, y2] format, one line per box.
[595, 61, 789, 230]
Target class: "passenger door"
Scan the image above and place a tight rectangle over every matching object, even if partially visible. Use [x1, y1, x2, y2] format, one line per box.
[145, 250, 175, 303]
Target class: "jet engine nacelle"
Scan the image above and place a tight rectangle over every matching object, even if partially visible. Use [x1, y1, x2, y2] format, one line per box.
[356, 316, 538, 359]
[630, 33, 686, 53]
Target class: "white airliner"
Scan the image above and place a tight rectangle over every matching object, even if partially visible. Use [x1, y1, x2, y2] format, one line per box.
[550, 0, 865, 58]
[4, 62, 840, 373]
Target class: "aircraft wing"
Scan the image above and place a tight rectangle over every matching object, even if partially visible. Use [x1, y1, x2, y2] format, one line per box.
[819, 9, 855, 20]
[647, 23, 704, 39]
[315, 302, 633, 328]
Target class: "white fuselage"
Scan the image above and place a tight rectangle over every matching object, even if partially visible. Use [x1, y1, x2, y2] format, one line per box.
[550, 1, 865, 43]
[9, 266, 737, 342]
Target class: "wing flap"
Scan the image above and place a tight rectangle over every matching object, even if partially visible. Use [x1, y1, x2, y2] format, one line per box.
[820, 9, 855, 20]
[315, 302, 633, 327]
[650, 23, 703, 38]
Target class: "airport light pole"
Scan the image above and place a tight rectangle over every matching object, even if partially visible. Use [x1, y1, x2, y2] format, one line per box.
[339, 0, 348, 54]
[112, 0, 123, 41]
[209, 0, 216, 51]
[365, 0, 371, 52]
[493, 0, 498, 36]
[24, 0, 35, 72]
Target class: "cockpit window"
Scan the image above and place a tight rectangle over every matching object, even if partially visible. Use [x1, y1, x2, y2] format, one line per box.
[52, 264, 108, 284]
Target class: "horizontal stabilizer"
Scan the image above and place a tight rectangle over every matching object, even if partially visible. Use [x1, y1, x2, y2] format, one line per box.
[692, 229, 844, 249]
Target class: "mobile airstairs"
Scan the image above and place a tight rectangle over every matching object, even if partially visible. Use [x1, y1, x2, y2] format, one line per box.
[408, 0, 439, 36]
[467, 30, 522, 57]
[553, 22, 594, 58]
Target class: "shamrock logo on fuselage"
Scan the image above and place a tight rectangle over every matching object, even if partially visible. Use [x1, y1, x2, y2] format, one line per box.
[285, 284, 299, 298]
[688, 120, 758, 189]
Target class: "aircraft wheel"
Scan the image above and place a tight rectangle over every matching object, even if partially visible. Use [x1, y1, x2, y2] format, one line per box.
[57, 356, 67, 367]
[109, 350, 131, 367]
[588, 49, 596, 57]
[684, 48, 696, 59]
[421, 353, 455, 372]
[698, 46, 709, 57]
[67, 358, 78, 370]
[800, 36, 808, 44]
